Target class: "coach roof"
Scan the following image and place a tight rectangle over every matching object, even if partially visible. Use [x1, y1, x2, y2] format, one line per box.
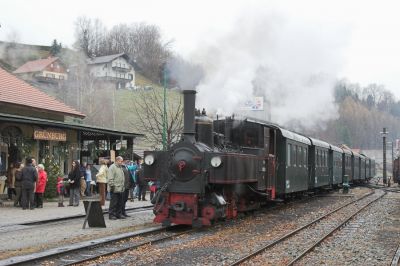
[309, 137, 330, 149]
[330, 145, 343, 153]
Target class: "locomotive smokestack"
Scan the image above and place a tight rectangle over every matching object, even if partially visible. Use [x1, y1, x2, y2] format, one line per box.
[183, 90, 196, 142]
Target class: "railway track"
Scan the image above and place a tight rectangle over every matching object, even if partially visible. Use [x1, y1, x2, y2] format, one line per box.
[391, 242, 400, 266]
[230, 189, 385, 266]
[0, 224, 193, 266]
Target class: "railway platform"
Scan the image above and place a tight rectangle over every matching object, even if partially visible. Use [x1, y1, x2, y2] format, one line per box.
[0, 193, 153, 226]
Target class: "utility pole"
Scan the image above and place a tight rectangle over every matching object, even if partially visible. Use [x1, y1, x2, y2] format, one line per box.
[162, 64, 167, 151]
[381, 128, 388, 185]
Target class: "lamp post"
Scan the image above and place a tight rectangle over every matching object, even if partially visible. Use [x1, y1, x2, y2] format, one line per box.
[387, 141, 394, 186]
[380, 128, 388, 185]
[162, 64, 167, 151]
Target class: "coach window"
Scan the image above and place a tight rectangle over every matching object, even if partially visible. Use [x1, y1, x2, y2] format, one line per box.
[299, 147, 303, 167]
[304, 148, 307, 167]
[287, 144, 291, 166]
[319, 150, 322, 167]
[292, 145, 296, 166]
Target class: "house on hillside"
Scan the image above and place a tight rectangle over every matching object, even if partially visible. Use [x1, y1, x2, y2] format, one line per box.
[13, 57, 68, 84]
[87, 53, 136, 89]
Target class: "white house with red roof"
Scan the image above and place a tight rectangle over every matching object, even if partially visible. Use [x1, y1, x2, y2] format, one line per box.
[13, 57, 68, 83]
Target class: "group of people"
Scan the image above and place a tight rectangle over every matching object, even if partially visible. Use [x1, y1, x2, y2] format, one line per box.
[6, 157, 48, 210]
[5, 156, 149, 216]
[64, 156, 148, 220]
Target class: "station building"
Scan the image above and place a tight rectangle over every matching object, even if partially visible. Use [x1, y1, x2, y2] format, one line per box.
[0, 66, 141, 180]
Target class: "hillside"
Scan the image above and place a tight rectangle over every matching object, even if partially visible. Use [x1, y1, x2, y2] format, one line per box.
[0, 41, 52, 69]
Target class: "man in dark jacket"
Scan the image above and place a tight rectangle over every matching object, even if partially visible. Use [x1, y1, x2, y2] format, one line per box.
[136, 165, 147, 201]
[121, 162, 133, 217]
[21, 157, 38, 210]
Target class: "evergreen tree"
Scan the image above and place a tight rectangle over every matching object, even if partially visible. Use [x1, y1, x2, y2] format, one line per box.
[50, 39, 62, 56]
[43, 155, 62, 198]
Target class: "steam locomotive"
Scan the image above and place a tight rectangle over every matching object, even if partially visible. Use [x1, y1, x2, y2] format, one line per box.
[144, 90, 375, 227]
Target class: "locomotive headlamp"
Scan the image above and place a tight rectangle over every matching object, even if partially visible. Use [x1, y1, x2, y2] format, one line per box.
[144, 154, 155, 165]
[211, 156, 222, 167]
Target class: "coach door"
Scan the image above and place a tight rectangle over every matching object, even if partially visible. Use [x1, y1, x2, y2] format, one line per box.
[264, 127, 276, 200]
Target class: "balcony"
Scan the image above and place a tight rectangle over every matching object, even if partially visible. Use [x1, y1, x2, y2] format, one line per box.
[34, 73, 67, 84]
[112, 64, 131, 72]
[96, 75, 133, 82]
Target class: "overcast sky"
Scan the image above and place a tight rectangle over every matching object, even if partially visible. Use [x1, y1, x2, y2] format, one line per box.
[2, 0, 400, 98]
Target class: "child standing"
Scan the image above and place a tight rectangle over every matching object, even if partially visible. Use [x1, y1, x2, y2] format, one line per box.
[57, 176, 65, 207]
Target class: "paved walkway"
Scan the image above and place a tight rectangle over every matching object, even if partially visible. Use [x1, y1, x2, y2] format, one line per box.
[0, 193, 153, 225]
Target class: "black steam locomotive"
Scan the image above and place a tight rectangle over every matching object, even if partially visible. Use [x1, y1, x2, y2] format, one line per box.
[144, 90, 375, 227]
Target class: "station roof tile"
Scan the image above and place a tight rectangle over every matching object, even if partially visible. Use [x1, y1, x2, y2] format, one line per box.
[0, 67, 85, 118]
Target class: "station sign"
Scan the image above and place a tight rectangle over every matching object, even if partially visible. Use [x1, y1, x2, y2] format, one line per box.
[241, 97, 264, 111]
[34, 129, 67, 141]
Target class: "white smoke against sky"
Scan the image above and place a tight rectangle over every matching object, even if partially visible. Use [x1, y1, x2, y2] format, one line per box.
[192, 8, 350, 129]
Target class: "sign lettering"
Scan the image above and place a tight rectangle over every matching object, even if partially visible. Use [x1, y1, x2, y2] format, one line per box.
[34, 129, 67, 141]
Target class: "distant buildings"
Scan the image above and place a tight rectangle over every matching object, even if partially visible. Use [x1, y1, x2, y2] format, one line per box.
[87, 53, 137, 89]
[13, 57, 68, 84]
[13, 52, 138, 90]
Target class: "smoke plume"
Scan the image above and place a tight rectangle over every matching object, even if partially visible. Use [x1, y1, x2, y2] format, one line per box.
[191, 9, 349, 130]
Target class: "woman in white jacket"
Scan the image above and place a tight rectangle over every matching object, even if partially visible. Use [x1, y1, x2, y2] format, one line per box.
[96, 159, 108, 206]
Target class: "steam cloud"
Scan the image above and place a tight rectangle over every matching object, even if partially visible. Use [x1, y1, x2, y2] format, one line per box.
[190, 9, 349, 130]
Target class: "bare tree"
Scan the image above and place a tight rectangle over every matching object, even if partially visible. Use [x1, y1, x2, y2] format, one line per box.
[73, 16, 107, 58]
[73, 17, 173, 82]
[126, 88, 183, 149]
[64, 52, 114, 127]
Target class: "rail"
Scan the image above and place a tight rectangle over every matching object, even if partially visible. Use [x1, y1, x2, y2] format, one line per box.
[229, 189, 380, 266]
